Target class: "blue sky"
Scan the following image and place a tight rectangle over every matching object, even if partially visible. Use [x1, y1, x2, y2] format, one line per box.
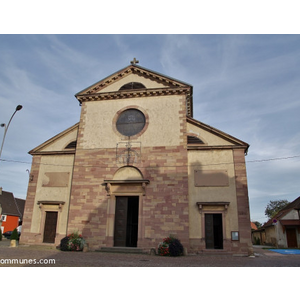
[0, 34, 300, 225]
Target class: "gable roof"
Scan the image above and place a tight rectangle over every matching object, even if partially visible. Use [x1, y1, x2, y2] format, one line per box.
[75, 64, 194, 117]
[0, 190, 21, 217]
[187, 116, 250, 153]
[15, 198, 26, 218]
[29, 123, 79, 155]
[263, 196, 300, 227]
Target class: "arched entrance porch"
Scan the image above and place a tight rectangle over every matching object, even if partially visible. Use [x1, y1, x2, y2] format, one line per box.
[103, 166, 149, 248]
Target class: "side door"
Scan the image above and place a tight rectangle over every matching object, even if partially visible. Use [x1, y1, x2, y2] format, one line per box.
[43, 211, 58, 243]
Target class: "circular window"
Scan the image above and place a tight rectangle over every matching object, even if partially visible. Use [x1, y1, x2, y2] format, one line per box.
[116, 109, 146, 137]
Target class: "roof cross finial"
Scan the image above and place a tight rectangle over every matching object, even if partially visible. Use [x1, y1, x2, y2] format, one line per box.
[130, 58, 139, 65]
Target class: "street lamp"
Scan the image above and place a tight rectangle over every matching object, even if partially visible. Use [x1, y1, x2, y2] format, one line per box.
[0, 105, 23, 160]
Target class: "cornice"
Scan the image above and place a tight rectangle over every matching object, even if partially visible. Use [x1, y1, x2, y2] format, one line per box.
[77, 86, 190, 102]
[77, 87, 193, 117]
[29, 150, 76, 156]
[187, 145, 248, 151]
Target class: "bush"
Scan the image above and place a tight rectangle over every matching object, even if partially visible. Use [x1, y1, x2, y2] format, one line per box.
[60, 231, 85, 251]
[10, 228, 19, 240]
[60, 236, 70, 251]
[169, 238, 184, 256]
[158, 235, 184, 256]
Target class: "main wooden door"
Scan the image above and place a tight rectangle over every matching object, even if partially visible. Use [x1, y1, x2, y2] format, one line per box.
[43, 211, 58, 243]
[114, 196, 139, 247]
[286, 228, 297, 248]
[205, 214, 223, 249]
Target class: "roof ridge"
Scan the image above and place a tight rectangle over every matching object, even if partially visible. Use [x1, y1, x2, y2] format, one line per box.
[75, 64, 192, 97]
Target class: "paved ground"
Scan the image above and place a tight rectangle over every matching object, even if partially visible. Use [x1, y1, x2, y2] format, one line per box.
[1, 239, 300, 267]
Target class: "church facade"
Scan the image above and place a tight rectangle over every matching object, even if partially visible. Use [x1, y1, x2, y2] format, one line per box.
[21, 62, 253, 255]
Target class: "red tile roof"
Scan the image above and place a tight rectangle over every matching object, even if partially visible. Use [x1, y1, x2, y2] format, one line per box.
[251, 222, 258, 230]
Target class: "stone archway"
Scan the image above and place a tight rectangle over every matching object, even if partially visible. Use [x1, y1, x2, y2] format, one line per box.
[113, 166, 144, 181]
[103, 166, 149, 248]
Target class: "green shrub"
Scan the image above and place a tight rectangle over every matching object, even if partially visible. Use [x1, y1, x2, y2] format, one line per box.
[10, 228, 19, 240]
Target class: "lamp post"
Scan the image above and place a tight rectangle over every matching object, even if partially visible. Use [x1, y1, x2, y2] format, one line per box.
[0, 105, 23, 160]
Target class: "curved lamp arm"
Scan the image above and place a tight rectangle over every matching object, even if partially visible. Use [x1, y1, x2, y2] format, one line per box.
[0, 105, 23, 160]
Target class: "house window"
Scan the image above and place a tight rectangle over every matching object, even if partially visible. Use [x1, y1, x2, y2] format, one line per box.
[1, 215, 7, 222]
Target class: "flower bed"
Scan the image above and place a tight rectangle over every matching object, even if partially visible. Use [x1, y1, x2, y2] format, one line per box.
[158, 235, 184, 256]
[60, 231, 86, 251]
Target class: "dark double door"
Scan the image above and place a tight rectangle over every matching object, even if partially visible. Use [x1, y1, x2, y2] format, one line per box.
[205, 214, 223, 249]
[114, 196, 139, 247]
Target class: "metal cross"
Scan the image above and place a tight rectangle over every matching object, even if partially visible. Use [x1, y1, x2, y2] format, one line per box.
[130, 58, 139, 65]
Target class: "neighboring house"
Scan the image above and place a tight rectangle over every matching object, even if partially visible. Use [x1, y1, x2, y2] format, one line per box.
[0, 187, 24, 234]
[254, 196, 300, 248]
[21, 62, 253, 255]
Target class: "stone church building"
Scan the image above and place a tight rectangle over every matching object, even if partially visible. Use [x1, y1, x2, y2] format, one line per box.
[21, 61, 253, 255]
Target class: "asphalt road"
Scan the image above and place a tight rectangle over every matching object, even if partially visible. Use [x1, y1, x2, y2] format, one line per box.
[1, 240, 300, 267]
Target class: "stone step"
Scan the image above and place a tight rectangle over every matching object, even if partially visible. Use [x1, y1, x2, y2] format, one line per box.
[198, 250, 233, 256]
[98, 247, 146, 254]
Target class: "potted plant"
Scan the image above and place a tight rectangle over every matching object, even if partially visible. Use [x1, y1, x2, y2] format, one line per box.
[10, 228, 19, 247]
[158, 235, 184, 256]
[59, 231, 86, 251]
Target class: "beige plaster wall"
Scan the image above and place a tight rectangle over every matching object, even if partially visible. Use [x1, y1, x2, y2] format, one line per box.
[30, 154, 74, 234]
[282, 210, 299, 220]
[41, 128, 78, 152]
[80, 95, 183, 149]
[264, 226, 277, 245]
[187, 122, 234, 146]
[188, 149, 238, 240]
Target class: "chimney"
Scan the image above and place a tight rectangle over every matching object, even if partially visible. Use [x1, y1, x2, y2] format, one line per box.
[0, 187, 2, 195]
